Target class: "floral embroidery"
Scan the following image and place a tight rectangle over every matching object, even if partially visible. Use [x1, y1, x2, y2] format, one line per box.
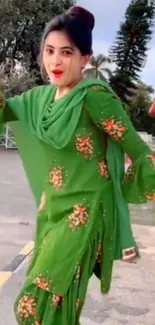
[146, 193, 155, 201]
[101, 119, 127, 141]
[74, 266, 81, 282]
[76, 299, 82, 311]
[98, 161, 109, 178]
[97, 242, 102, 263]
[34, 275, 52, 292]
[69, 205, 89, 230]
[38, 192, 46, 212]
[122, 247, 136, 261]
[17, 294, 36, 321]
[52, 294, 63, 308]
[76, 136, 94, 159]
[147, 154, 155, 168]
[92, 86, 103, 91]
[124, 164, 134, 183]
[49, 167, 63, 191]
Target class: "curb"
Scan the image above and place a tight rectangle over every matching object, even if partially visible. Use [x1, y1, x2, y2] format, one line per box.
[0, 241, 34, 289]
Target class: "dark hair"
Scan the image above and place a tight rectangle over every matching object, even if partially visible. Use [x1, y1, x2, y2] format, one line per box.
[39, 6, 95, 77]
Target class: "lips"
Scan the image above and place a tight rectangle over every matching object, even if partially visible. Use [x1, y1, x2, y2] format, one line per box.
[52, 69, 64, 77]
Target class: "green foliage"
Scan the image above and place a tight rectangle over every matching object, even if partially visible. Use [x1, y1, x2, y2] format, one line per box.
[129, 82, 155, 133]
[109, 0, 155, 104]
[0, 0, 75, 84]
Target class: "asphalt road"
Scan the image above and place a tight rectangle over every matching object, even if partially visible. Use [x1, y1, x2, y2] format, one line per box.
[0, 149, 36, 270]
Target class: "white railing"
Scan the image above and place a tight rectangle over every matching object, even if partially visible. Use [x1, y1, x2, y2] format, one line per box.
[0, 124, 17, 149]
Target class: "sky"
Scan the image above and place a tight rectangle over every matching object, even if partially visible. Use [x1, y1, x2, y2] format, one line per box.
[77, 0, 155, 88]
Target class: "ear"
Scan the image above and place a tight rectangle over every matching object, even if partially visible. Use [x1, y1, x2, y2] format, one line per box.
[81, 55, 91, 69]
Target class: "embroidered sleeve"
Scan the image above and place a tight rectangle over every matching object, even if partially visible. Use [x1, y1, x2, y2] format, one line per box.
[0, 87, 40, 125]
[6, 86, 42, 124]
[0, 85, 52, 127]
[86, 86, 152, 161]
[86, 86, 155, 204]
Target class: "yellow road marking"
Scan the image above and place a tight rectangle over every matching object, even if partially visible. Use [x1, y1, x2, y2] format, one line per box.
[0, 272, 12, 288]
[0, 241, 34, 289]
[19, 241, 34, 255]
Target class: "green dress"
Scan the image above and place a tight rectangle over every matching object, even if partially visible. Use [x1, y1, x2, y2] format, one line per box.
[0, 80, 155, 325]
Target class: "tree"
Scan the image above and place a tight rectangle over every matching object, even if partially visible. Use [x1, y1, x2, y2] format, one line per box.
[84, 54, 112, 81]
[109, 0, 155, 104]
[0, 0, 75, 85]
[130, 82, 154, 112]
[129, 82, 155, 133]
[0, 66, 38, 97]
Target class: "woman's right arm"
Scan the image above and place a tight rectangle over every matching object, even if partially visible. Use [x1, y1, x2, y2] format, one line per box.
[0, 88, 36, 125]
[0, 85, 49, 127]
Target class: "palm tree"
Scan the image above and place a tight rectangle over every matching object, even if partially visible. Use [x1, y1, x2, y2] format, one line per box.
[84, 54, 112, 81]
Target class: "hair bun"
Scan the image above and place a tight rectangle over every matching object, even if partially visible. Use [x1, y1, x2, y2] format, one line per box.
[66, 6, 95, 30]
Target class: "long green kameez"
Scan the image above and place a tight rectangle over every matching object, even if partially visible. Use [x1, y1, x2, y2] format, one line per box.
[1, 79, 155, 325]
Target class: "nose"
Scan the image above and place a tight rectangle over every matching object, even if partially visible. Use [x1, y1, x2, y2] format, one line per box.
[49, 52, 62, 68]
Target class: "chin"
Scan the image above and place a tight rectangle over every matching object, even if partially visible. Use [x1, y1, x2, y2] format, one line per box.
[49, 77, 64, 87]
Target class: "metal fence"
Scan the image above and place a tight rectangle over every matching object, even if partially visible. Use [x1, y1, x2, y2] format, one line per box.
[0, 124, 17, 149]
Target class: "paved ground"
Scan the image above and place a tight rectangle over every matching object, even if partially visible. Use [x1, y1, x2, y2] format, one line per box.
[0, 149, 155, 324]
[0, 225, 155, 325]
[0, 149, 36, 270]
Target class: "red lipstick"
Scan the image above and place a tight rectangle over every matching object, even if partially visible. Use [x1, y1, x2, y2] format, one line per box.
[52, 69, 64, 77]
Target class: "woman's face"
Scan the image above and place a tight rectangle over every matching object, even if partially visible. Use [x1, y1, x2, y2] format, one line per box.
[42, 30, 89, 87]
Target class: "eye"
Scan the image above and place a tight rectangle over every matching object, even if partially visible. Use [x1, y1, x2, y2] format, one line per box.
[63, 50, 73, 56]
[45, 48, 53, 55]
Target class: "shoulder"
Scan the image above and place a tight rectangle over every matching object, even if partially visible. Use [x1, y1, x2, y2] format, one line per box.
[86, 83, 118, 105]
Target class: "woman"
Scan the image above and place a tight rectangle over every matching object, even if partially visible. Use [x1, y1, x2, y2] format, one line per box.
[1, 6, 155, 325]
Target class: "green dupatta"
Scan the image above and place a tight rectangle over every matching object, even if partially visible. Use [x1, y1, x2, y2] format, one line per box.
[2, 78, 137, 260]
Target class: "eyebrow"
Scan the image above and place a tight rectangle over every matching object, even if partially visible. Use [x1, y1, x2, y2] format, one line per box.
[45, 45, 74, 50]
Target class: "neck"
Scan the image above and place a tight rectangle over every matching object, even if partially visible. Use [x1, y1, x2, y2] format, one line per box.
[55, 76, 83, 101]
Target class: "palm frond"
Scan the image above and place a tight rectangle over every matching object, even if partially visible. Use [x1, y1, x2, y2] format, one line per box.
[98, 71, 108, 82]
[89, 56, 97, 67]
[83, 67, 96, 78]
[100, 67, 113, 78]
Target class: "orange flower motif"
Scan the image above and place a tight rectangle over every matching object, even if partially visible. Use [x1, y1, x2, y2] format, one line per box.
[17, 295, 36, 321]
[34, 275, 52, 292]
[146, 193, 155, 201]
[52, 295, 63, 308]
[49, 167, 63, 191]
[98, 161, 109, 178]
[69, 205, 89, 230]
[101, 119, 127, 141]
[147, 154, 155, 168]
[106, 120, 115, 131]
[76, 136, 94, 159]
